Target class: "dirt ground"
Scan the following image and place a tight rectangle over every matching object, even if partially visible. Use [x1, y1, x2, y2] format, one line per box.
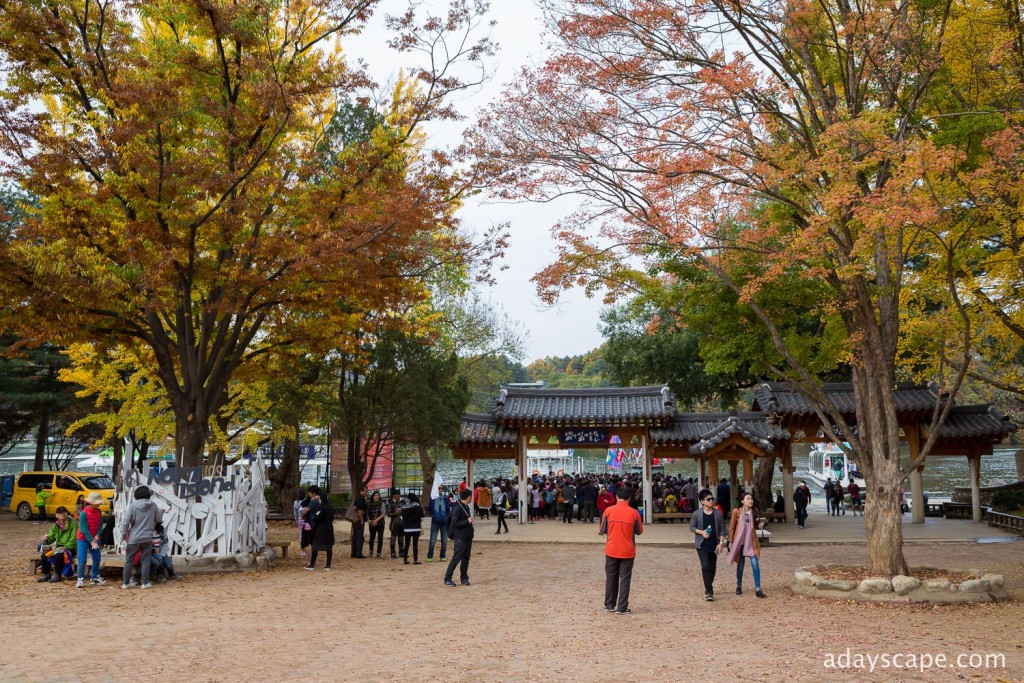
[1, 514, 1022, 683]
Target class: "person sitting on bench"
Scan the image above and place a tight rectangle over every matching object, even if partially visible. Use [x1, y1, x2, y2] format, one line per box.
[37, 506, 78, 583]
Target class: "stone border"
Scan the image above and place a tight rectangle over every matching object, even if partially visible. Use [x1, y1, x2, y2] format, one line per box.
[179, 546, 279, 573]
[791, 565, 1009, 604]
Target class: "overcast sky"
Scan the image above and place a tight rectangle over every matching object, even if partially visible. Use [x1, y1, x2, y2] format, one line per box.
[350, 1, 609, 363]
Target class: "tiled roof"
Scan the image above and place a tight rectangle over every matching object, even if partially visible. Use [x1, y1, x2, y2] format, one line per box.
[650, 412, 791, 453]
[457, 414, 518, 446]
[751, 382, 939, 416]
[493, 385, 676, 426]
[935, 405, 1015, 441]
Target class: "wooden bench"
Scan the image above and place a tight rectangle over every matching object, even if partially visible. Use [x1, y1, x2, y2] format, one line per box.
[653, 512, 693, 523]
[764, 512, 787, 523]
[942, 502, 973, 519]
[756, 529, 771, 545]
[267, 541, 291, 559]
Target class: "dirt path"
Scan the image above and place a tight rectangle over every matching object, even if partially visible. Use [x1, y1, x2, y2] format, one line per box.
[1, 515, 1021, 682]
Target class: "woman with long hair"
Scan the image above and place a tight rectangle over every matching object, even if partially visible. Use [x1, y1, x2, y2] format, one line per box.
[366, 491, 386, 558]
[727, 491, 766, 598]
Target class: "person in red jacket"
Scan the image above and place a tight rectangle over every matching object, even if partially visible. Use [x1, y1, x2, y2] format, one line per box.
[599, 486, 644, 615]
[596, 486, 615, 518]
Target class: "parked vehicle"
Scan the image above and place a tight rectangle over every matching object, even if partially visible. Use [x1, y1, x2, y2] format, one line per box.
[9, 471, 115, 520]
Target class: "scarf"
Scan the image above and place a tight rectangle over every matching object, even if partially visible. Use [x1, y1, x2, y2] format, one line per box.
[727, 508, 757, 565]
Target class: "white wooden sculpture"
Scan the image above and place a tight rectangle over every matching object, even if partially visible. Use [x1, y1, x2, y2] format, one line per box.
[114, 456, 268, 557]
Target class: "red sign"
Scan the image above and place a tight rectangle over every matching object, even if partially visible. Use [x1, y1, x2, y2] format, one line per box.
[366, 437, 393, 491]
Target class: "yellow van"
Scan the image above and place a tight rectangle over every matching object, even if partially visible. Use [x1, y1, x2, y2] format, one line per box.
[9, 471, 115, 520]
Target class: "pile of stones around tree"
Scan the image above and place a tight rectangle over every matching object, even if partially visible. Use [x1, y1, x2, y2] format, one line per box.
[176, 546, 280, 573]
[791, 565, 1009, 604]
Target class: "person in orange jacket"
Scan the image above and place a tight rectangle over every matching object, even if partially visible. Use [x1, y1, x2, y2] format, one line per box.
[599, 486, 644, 615]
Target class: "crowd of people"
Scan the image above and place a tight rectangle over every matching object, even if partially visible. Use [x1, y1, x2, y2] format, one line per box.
[34, 469, 779, 608]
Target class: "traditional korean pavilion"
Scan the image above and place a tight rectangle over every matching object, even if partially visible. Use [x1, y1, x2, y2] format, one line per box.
[452, 383, 1013, 524]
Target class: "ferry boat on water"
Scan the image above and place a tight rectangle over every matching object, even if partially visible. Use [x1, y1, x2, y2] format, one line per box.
[805, 442, 866, 492]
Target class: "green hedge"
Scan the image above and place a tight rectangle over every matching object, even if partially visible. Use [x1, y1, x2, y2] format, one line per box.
[990, 490, 1024, 513]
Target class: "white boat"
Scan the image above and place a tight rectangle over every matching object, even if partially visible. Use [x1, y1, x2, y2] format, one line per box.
[805, 442, 865, 492]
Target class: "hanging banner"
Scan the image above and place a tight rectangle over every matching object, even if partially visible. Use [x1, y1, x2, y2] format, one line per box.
[329, 431, 393, 493]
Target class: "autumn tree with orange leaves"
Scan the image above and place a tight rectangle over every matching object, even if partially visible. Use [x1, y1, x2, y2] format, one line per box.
[480, 0, 1023, 575]
[0, 0, 499, 467]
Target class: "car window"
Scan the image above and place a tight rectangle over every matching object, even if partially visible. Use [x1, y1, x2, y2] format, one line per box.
[80, 476, 115, 490]
[56, 475, 82, 491]
[17, 474, 52, 490]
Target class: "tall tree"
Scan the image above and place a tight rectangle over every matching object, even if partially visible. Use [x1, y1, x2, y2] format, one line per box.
[0, 0, 495, 466]
[478, 0, 1014, 575]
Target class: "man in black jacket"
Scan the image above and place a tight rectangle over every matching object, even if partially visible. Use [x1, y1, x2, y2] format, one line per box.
[444, 489, 474, 586]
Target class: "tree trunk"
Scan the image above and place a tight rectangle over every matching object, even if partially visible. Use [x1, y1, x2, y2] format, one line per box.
[270, 433, 301, 511]
[111, 435, 123, 477]
[853, 363, 910, 577]
[346, 434, 367, 496]
[418, 444, 436, 498]
[175, 416, 207, 467]
[752, 456, 776, 512]
[33, 405, 49, 471]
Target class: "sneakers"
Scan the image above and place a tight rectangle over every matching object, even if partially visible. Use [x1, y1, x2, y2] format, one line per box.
[444, 579, 457, 587]
[705, 593, 714, 602]
[460, 580, 471, 586]
[439, 557, 446, 561]
[604, 606, 615, 612]
[736, 587, 742, 595]
[426, 557, 433, 562]
[755, 590, 767, 598]
[50, 575, 63, 583]
[121, 583, 131, 590]
[303, 565, 315, 571]
[140, 582, 153, 590]
[76, 578, 85, 588]
[127, 579, 138, 587]
[37, 575, 52, 583]
[90, 577, 106, 586]
[325, 567, 331, 571]
[615, 609, 632, 615]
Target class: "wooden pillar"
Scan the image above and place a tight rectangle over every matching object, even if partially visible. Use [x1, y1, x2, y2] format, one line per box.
[709, 458, 720, 490]
[728, 459, 739, 496]
[969, 451, 981, 523]
[642, 433, 652, 524]
[466, 458, 474, 510]
[696, 458, 705, 489]
[783, 444, 795, 523]
[517, 434, 527, 525]
[742, 457, 754, 486]
[909, 427, 925, 524]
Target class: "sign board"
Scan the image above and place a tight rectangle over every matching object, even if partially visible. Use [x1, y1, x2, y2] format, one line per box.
[560, 428, 609, 447]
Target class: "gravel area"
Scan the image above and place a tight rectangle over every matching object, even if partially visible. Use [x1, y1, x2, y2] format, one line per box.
[1, 515, 1021, 682]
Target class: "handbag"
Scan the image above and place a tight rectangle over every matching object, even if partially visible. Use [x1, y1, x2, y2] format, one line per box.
[344, 502, 361, 524]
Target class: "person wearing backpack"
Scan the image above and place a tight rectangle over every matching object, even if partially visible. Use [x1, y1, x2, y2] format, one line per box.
[444, 489, 474, 587]
[426, 491, 450, 562]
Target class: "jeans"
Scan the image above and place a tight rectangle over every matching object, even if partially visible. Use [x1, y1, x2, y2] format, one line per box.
[123, 542, 153, 585]
[444, 538, 472, 583]
[796, 505, 808, 527]
[696, 548, 718, 596]
[496, 509, 508, 533]
[427, 520, 447, 559]
[77, 539, 101, 580]
[604, 556, 635, 612]
[368, 523, 385, 556]
[735, 555, 761, 589]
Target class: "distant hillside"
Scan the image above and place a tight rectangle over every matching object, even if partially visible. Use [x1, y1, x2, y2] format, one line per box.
[524, 348, 610, 388]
